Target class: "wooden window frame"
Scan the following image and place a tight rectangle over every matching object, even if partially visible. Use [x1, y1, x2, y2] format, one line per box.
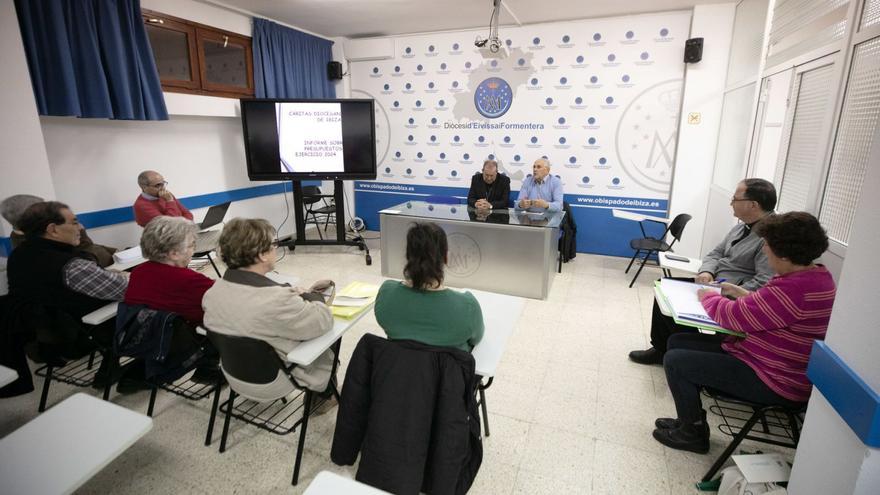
[142, 9, 254, 99]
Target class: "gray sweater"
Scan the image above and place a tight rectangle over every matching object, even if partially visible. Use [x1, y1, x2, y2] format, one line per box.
[699, 222, 773, 291]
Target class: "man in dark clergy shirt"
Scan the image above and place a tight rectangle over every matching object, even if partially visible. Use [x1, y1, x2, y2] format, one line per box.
[467, 159, 511, 210]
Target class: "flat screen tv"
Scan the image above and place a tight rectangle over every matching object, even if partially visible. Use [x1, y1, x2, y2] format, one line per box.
[240, 98, 377, 181]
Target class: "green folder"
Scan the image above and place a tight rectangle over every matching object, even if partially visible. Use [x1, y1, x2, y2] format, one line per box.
[654, 281, 746, 338]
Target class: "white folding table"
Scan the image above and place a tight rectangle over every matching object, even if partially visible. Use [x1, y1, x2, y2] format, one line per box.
[0, 393, 152, 495]
[304, 471, 390, 494]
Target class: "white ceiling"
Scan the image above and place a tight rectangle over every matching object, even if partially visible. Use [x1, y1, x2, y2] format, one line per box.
[208, 0, 730, 39]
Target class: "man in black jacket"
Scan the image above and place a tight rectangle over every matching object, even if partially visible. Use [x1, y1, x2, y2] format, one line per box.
[467, 159, 510, 210]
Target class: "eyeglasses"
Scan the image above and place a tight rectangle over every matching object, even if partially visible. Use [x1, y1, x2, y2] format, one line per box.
[730, 196, 753, 203]
[148, 181, 168, 188]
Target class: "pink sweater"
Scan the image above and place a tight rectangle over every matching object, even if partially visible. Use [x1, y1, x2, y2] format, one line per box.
[701, 266, 836, 402]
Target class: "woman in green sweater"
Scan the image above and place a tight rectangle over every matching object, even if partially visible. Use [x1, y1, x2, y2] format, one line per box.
[375, 222, 484, 352]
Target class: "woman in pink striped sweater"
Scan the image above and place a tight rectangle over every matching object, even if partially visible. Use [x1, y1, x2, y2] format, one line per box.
[653, 212, 836, 453]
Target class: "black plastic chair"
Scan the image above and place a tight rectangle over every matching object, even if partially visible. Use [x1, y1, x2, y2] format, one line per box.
[625, 213, 692, 287]
[302, 186, 336, 240]
[701, 388, 805, 482]
[206, 330, 340, 486]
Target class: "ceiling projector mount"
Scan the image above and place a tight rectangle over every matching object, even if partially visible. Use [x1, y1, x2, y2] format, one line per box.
[475, 0, 503, 53]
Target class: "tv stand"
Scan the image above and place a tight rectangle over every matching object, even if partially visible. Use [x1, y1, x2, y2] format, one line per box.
[291, 180, 371, 265]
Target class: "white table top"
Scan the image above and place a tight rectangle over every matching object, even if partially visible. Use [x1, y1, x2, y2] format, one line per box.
[81, 302, 119, 326]
[106, 256, 147, 273]
[287, 302, 375, 366]
[304, 471, 389, 494]
[0, 364, 19, 388]
[0, 393, 152, 495]
[659, 252, 704, 275]
[469, 289, 525, 378]
[612, 208, 670, 224]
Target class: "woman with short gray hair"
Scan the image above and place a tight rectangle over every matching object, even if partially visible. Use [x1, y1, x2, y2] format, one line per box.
[203, 217, 337, 396]
[124, 216, 215, 326]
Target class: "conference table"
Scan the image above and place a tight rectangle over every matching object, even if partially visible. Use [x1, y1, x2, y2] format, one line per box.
[379, 201, 564, 300]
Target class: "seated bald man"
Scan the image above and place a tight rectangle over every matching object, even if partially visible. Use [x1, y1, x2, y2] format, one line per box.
[515, 158, 564, 212]
[133, 170, 193, 227]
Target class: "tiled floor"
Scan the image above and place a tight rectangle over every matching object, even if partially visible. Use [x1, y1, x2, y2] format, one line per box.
[0, 234, 795, 494]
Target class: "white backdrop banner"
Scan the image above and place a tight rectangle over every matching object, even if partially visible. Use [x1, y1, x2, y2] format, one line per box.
[351, 11, 692, 256]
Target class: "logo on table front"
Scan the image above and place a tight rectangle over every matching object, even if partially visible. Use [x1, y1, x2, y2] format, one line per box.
[474, 77, 513, 119]
[447, 233, 481, 278]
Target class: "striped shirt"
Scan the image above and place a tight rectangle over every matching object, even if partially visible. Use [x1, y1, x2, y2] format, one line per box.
[701, 266, 836, 402]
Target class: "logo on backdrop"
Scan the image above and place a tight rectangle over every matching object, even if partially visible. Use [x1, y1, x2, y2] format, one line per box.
[615, 79, 682, 193]
[474, 77, 513, 119]
[447, 233, 481, 277]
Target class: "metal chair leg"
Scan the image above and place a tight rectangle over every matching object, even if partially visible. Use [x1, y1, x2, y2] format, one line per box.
[479, 386, 490, 437]
[87, 351, 96, 370]
[219, 389, 236, 453]
[38, 366, 53, 412]
[147, 384, 158, 417]
[292, 391, 314, 486]
[629, 250, 654, 287]
[625, 249, 641, 273]
[102, 351, 115, 401]
[702, 408, 765, 482]
[205, 380, 222, 446]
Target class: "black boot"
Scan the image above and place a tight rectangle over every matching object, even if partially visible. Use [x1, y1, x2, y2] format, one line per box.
[628, 347, 663, 365]
[655, 409, 708, 430]
[652, 420, 710, 453]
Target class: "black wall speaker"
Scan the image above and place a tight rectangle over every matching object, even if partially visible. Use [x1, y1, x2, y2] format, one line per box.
[327, 61, 344, 80]
[684, 37, 704, 63]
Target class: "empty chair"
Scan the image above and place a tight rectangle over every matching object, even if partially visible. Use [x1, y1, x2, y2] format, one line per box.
[302, 186, 336, 239]
[625, 213, 692, 287]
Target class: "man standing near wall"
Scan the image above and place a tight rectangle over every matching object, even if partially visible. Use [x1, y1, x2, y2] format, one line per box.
[133, 170, 193, 227]
[515, 158, 564, 213]
[628, 178, 777, 365]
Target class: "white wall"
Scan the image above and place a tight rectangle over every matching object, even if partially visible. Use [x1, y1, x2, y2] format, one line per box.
[788, 112, 880, 495]
[0, 0, 56, 238]
[1, 0, 345, 250]
[667, 3, 737, 258]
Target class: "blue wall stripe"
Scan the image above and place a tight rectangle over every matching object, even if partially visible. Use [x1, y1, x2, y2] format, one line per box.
[807, 340, 880, 448]
[0, 181, 320, 257]
[75, 182, 318, 230]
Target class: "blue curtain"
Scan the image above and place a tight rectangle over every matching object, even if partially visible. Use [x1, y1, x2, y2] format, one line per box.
[252, 18, 336, 99]
[14, 0, 168, 120]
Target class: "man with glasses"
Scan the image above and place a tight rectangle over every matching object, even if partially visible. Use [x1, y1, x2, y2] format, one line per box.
[133, 170, 193, 227]
[628, 178, 777, 365]
[7, 201, 128, 358]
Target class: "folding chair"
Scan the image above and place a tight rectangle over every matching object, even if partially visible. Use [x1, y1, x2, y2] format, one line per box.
[701, 388, 805, 482]
[302, 186, 336, 240]
[625, 213, 692, 287]
[206, 330, 340, 486]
